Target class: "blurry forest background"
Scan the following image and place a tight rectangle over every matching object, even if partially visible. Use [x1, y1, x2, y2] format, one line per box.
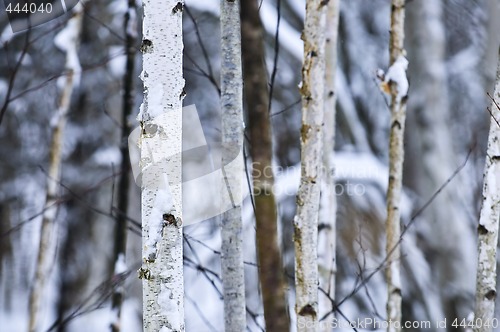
[1, 0, 500, 331]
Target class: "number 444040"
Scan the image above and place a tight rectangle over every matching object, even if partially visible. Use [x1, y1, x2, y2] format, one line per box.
[6, 2, 53, 14]
[452, 318, 499, 329]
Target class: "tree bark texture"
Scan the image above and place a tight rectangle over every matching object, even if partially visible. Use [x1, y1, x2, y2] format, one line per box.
[220, 0, 246, 331]
[139, 0, 185, 330]
[385, 1, 407, 331]
[240, 0, 290, 331]
[294, 0, 327, 331]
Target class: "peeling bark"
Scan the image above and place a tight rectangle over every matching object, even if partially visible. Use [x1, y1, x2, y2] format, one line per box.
[294, 0, 327, 331]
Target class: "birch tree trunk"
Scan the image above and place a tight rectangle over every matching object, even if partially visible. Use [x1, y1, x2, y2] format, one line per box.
[474, 48, 500, 332]
[139, 0, 185, 330]
[240, 1, 290, 331]
[220, 0, 246, 331]
[27, 5, 84, 332]
[318, 1, 339, 329]
[294, 0, 327, 331]
[405, 0, 473, 323]
[384, 1, 407, 331]
[110, 0, 137, 330]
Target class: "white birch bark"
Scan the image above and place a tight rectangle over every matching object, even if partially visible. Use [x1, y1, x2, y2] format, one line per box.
[220, 0, 246, 331]
[294, 0, 326, 331]
[139, 0, 185, 330]
[474, 48, 500, 332]
[385, 1, 407, 331]
[27, 5, 83, 332]
[318, 0, 339, 329]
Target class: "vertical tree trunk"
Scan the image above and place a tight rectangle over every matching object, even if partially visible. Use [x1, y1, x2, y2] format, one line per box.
[474, 48, 500, 332]
[139, 0, 185, 330]
[220, 0, 246, 331]
[318, 0, 339, 329]
[385, 1, 407, 331]
[110, 0, 137, 330]
[405, 0, 473, 323]
[27, 5, 84, 332]
[294, 0, 327, 331]
[240, 1, 290, 331]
